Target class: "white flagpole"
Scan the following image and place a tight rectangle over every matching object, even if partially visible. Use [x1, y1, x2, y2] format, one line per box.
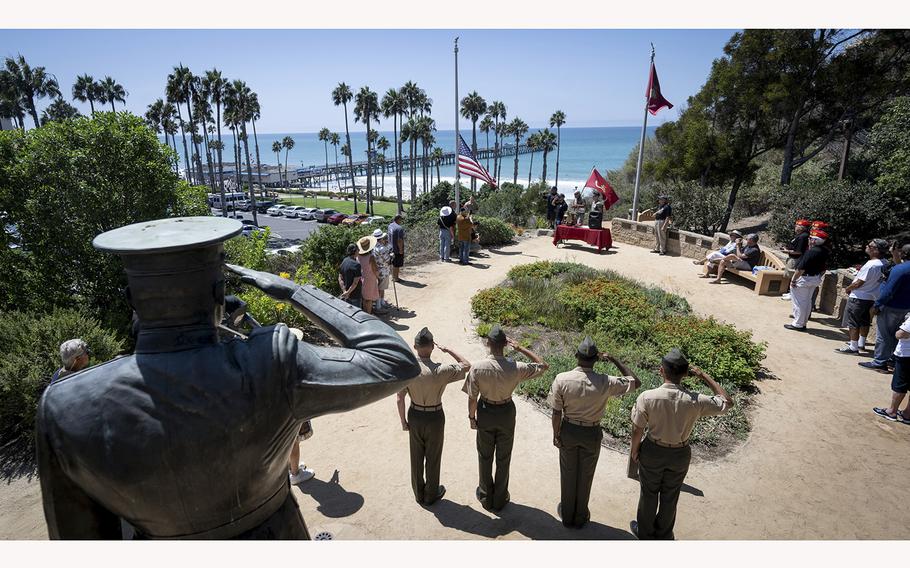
[631, 44, 656, 222]
[454, 37, 461, 211]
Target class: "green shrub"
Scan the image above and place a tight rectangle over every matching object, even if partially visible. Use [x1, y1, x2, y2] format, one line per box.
[476, 182, 547, 227]
[0, 309, 124, 446]
[298, 223, 375, 294]
[474, 216, 515, 246]
[225, 227, 271, 272]
[471, 287, 523, 325]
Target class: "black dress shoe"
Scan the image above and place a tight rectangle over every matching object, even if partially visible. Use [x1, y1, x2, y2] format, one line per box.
[783, 324, 807, 331]
[424, 485, 446, 506]
[630, 520, 639, 539]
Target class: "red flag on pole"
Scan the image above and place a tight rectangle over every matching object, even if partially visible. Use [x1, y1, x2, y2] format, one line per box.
[584, 168, 620, 210]
[646, 62, 673, 116]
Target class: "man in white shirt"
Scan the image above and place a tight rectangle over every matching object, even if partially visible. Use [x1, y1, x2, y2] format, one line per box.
[837, 239, 889, 354]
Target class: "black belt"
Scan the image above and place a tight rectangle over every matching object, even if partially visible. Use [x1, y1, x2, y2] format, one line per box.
[410, 403, 443, 412]
[480, 397, 512, 406]
[647, 436, 689, 449]
[564, 418, 600, 428]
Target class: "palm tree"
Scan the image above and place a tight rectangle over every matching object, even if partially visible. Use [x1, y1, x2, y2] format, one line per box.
[331, 82, 358, 212]
[318, 127, 332, 193]
[272, 140, 283, 189]
[418, 117, 436, 194]
[98, 76, 126, 112]
[0, 71, 26, 130]
[377, 135, 390, 199]
[40, 98, 80, 125]
[537, 128, 557, 185]
[166, 70, 193, 184]
[527, 131, 540, 188]
[226, 80, 259, 225]
[460, 91, 487, 192]
[400, 117, 420, 202]
[549, 111, 566, 189]
[72, 74, 97, 115]
[488, 100, 506, 182]
[381, 88, 406, 212]
[248, 92, 265, 198]
[431, 147, 444, 189]
[508, 117, 528, 185]
[194, 80, 217, 192]
[145, 98, 165, 139]
[400, 81, 424, 201]
[204, 69, 228, 212]
[329, 132, 341, 191]
[171, 65, 205, 187]
[161, 105, 180, 175]
[479, 115, 494, 170]
[354, 86, 379, 214]
[282, 136, 295, 192]
[4, 55, 61, 128]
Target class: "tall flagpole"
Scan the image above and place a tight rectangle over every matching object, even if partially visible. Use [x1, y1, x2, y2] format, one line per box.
[630, 44, 655, 222]
[454, 36, 461, 211]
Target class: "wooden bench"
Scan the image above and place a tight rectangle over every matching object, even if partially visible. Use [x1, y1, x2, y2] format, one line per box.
[703, 248, 788, 295]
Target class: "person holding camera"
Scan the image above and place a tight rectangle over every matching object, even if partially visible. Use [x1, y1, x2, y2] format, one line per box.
[548, 337, 640, 528]
[629, 349, 733, 540]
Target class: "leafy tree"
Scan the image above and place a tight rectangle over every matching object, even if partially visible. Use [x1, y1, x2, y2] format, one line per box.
[868, 96, 910, 205]
[40, 98, 81, 125]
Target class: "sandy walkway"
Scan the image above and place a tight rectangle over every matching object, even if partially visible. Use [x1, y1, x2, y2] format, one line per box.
[4, 236, 909, 540]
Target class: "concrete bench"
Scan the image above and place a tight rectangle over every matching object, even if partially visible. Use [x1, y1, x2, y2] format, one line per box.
[704, 249, 787, 295]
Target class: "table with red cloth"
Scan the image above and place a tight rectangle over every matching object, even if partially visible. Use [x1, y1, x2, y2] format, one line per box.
[552, 225, 612, 252]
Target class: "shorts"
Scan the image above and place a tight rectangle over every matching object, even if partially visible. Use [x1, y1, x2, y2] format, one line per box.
[892, 357, 910, 394]
[379, 275, 390, 290]
[844, 297, 874, 329]
[392, 252, 404, 268]
[731, 260, 752, 271]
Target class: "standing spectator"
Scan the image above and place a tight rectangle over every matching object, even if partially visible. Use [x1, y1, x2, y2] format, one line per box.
[836, 239, 889, 354]
[580, 184, 596, 221]
[545, 187, 558, 229]
[462, 326, 549, 512]
[456, 206, 474, 266]
[465, 195, 479, 216]
[629, 349, 733, 540]
[372, 229, 393, 313]
[570, 190, 585, 226]
[872, 313, 910, 423]
[708, 233, 761, 284]
[860, 244, 910, 372]
[51, 339, 91, 384]
[785, 230, 830, 332]
[780, 220, 811, 301]
[554, 194, 569, 227]
[338, 243, 362, 307]
[437, 203, 457, 262]
[356, 236, 380, 315]
[389, 214, 406, 282]
[650, 196, 673, 255]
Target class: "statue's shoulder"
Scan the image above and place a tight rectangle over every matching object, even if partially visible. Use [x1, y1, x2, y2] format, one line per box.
[243, 323, 298, 362]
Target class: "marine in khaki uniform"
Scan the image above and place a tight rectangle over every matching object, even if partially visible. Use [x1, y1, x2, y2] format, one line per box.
[548, 337, 641, 528]
[462, 326, 548, 512]
[629, 349, 733, 540]
[396, 328, 471, 506]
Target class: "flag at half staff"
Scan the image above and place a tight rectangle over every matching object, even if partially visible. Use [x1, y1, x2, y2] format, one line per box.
[458, 134, 497, 188]
[646, 62, 673, 116]
[584, 168, 620, 211]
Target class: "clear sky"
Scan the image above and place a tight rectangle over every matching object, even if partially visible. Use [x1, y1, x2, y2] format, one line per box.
[1, 29, 736, 133]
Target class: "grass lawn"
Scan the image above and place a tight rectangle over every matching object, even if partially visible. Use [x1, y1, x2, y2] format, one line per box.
[279, 196, 406, 217]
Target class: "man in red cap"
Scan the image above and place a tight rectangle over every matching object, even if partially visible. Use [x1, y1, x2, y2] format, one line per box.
[781, 220, 811, 301]
[786, 229, 831, 331]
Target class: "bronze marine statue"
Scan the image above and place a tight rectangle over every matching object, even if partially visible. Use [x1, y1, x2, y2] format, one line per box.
[35, 217, 421, 539]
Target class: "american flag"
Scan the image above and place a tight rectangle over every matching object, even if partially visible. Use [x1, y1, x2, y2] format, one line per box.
[458, 134, 497, 188]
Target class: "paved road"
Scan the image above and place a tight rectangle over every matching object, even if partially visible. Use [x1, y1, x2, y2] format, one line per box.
[214, 209, 321, 243]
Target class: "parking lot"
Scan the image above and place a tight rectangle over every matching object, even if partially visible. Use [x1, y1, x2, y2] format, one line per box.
[213, 208, 322, 243]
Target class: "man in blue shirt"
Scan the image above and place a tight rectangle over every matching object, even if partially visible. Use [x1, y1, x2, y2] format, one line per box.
[860, 244, 910, 371]
[389, 214, 406, 282]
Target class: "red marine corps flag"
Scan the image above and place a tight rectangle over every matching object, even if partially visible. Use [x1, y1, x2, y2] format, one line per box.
[584, 168, 619, 210]
[646, 62, 673, 116]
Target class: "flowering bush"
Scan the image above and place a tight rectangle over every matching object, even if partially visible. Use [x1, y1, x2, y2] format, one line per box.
[470, 287, 523, 325]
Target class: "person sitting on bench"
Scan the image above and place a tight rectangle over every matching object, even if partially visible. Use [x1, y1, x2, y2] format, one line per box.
[694, 230, 743, 268]
[706, 233, 761, 284]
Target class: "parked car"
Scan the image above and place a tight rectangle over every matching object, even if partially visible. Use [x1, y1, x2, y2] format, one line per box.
[238, 200, 253, 212]
[313, 208, 338, 222]
[240, 224, 266, 237]
[283, 206, 306, 218]
[267, 204, 288, 216]
[364, 215, 386, 225]
[327, 212, 348, 225]
[255, 200, 276, 213]
[341, 213, 369, 226]
[297, 207, 319, 220]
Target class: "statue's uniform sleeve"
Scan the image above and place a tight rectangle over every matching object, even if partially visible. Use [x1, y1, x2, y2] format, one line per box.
[281, 284, 421, 420]
[36, 391, 122, 539]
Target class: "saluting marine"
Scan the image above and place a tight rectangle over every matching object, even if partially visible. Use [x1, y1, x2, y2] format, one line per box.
[629, 349, 733, 540]
[36, 217, 420, 539]
[548, 337, 641, 528]
[462, 326, 548, 512]
[396, 327, 471, 506]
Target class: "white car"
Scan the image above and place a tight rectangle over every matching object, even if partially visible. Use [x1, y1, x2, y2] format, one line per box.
[267, 204, 288, 216]
[297, 207, 319, 220]
[364, 215, 386, 225]
[283, 206, 306, 218]
[313, 208, 338, 222]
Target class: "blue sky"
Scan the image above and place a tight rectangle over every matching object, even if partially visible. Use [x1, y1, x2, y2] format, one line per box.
[1, 29, 736, 133]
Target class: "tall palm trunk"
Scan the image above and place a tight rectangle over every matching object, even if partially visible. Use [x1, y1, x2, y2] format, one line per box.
[395, 114, 403, 213]
[365, 121, 373, 216]
[251, 118, 265, 198]
[528, 152, 535, 188]
[513, 134, 520, 185]
[409, 136, 416, 202]
[342, 102, 358, 213]
[215, 102, 226, 218]
[436, 159, 441, 187]
[284, 147, 291, 192]
[333, 146, 341, 191]
[233, 128, 242, 195]
[240, 122, 259, 226]
[185, 97, 206, 188]
[485, 129, 491, 169]
[492, 124, 499, 182]
[542, 149, 549, 185]
[200, 114, 216, 193]
[88, 98, 95, 115]
[323, 140, 330, 194]
[554, 125, 561, 189]
[175, 104, 193, 184]
[471, 120, 478, 192]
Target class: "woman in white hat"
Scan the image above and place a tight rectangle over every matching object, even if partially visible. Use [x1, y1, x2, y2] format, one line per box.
[357, 235, 380, 314]
[372, 228, 393, 312]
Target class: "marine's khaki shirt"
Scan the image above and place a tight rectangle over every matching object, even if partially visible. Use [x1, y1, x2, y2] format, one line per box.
[461, 355, 547, 401]
[547, 367, 635, 424]
[630, 383, 729, 445]
[405, 358, 469, 407]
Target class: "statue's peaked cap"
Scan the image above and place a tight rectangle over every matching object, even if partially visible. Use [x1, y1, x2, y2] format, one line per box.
[93, 217, 242, 255]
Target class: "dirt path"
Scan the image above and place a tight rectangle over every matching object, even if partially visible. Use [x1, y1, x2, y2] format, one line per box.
[4, 235, 908, 539]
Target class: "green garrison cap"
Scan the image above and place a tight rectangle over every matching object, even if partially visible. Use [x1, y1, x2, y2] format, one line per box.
[414, 327, 434, 347]
[576, 336, 599, 359]
[487, 325, 507, 345]
[93, 217, 242, 255]
[661, 348, 689, 372]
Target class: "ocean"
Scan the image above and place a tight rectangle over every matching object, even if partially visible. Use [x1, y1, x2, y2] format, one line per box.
[166, 126, 656, 196]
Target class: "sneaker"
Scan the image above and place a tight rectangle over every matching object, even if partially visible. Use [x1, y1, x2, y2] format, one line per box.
[781, 293, 791, 300]
[835, 346, 859, 354]
[897, 411, 910, 425]
[873, 407, 898, 422]
[290, 467, 315, 484]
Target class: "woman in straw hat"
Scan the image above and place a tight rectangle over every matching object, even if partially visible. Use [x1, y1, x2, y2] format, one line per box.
[357, 235, 380, 314]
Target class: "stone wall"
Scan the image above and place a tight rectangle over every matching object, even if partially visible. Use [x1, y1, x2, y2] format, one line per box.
[610, 218, 719, 260]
